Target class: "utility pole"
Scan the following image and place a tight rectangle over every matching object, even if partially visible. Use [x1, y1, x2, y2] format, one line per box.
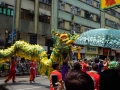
[11, 0, 16, 45]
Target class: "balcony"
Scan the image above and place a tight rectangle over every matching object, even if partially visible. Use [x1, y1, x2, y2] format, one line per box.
[19, 19, 51, 37]
[0, 15, 51, 37]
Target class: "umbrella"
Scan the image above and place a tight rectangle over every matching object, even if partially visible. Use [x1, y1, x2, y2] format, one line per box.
[74, 28, 120, 49]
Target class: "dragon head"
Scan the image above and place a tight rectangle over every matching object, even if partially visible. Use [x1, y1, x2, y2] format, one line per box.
[52, 30, 79, 53]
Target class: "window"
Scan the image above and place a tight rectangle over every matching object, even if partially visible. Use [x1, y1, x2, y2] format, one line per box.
[96, 2, 100, 8]
[105, 19, 118, 29]
[0, 7, 2, 14]
[3, 8, 7, 15]
[89, 13, 93, 20]
[110, 10, 116, 16]
[7, 8, 11, 16]
[96, 15, 100, 23]
[77, 8, 81, 16]
[117, 23, 120, 29]
[46, 0, 51, 4]
[84, 11, 93, 20]
[11, 9, 14, 16]
[70, 6, 77, 15]
[105, 19, 109, 25]
[58, 19, 64, 28]
[0, 6, 13, 16]
[39, 15, 50, 24]
[85, 0, 93, 5]
[89, 0, 93, 5]
[21, 9, 34, 21]
[75, 24, 80, 33]
[117, 13, 120, 19]
[40, 0, 51, 4]
[59, 1, 65, 10]
[70, 22, 75, 30]
[85, 0, 90, 4]
[84, 27, 88, 32]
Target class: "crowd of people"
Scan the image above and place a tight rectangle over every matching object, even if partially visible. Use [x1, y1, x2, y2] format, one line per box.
[0, 59, 32, 77]
[1, 53, 120, 90]
[50, 53, 120, 90]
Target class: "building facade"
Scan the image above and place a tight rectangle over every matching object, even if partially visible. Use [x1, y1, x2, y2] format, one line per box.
[51, 0, 101, 34]
[0, 0, 51, 50]
[0, 0, 120, 59]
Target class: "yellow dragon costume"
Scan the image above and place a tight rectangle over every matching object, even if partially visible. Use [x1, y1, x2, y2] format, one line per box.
[0, 30, 80, 78]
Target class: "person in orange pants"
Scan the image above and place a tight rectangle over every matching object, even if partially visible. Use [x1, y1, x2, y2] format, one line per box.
[4, 57, 16, 83]
[29, 60, 36, 83]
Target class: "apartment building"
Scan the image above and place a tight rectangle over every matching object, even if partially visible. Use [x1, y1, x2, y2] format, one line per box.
[104, 8, 120, 29]
[0, 0, 120, 59]
[51, 0, 101, 59]
[0, 0, 51, 49]
[51, 0, 100, 34]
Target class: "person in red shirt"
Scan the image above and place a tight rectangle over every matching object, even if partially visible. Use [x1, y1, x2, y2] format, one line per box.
[87, 63, 100, 90]
[82, 59, 89, 72]
[4, 57, 16, 83]
[29, 60, 36, 83]
[50, 62, 63, 90]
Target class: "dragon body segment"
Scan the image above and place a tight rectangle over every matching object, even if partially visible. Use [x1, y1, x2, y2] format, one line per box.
[0, 31, 79, 77]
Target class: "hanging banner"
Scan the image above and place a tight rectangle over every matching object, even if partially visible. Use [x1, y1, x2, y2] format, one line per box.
[101, 0, 120, 10]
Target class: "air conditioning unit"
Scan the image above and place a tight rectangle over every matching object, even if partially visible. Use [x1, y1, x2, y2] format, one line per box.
[71, 30, 76, 34]
[0, 1, 5, 6]
[29, 10, 34, 14]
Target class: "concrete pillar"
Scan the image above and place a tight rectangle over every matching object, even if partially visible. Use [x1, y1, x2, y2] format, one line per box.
[34, 0, 39, 34]
[101, 11, 105, 28]
[15, 0, 21, 31]
[51, 0, 54, 31]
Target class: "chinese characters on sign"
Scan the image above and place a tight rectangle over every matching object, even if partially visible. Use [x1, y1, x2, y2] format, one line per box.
[101, 0, 120, 10]
[105, 0, 116, 6]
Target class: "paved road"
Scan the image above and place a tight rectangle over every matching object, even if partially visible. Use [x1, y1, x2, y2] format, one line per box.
[0, 76, 50, 90]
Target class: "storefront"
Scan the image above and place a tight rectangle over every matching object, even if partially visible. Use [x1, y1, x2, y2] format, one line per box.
[116, 50, 120, 61]
[85, 46, 98, 60]
[111, 49, 116, 60]
[98, 48, 116, 60]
